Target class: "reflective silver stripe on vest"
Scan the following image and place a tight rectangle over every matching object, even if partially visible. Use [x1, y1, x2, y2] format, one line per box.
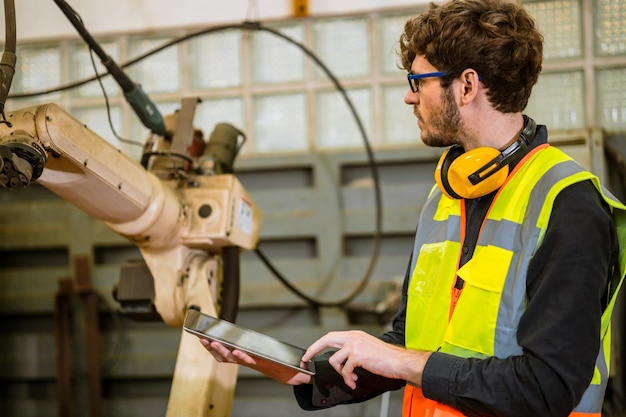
[487, 159, 588, 358]
[575, 343, 608, 413]
[478, 157, 609, 414]
[410, 193, 461, 274]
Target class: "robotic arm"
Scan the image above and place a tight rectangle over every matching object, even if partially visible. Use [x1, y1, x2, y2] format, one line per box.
[0, 101, 261, 416]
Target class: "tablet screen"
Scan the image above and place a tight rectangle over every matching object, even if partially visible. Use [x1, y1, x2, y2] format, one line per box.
[183, 309, 315, 375]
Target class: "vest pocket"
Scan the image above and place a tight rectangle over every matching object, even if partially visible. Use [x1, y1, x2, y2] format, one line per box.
[406, 241, 460, 351]
[444, 245, 513, 356]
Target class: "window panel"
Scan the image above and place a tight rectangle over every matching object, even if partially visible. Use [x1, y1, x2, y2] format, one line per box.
[253, 93, 308, 152]
[594, 0, 626, 56]
[69, 41, 121, 98]
[71, 105, 123, 148]
[382, 85, 420, 144]
[251, 24, 305, 84]
[5, 97, 42, 110]
[13, 46, 62, 97]
[8, 6, 625, 158]
[525, 71, 585, 129]
[316, 88, 373, 149]
[524, 0, 582, 60]
[188, 30, 242, 89]
[597, 67, 626, 131]
[195, 98, 245, 142]
[313, 17, 370, 79]
[71, 105, 145, 161]
[380, 13, 415, 75]
[128, 38, 180, 93]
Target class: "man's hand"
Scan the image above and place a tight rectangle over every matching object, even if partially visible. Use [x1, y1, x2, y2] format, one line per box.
[302, 330, 431, 390]
[199, 338, 313, 386]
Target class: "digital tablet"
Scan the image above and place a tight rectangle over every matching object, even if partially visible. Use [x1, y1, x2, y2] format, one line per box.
[183, 308, 315, 375]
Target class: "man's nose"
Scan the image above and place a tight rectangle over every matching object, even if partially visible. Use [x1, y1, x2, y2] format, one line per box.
[404, 88, 418, 105]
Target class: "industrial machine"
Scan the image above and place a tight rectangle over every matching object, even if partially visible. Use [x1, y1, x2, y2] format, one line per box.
[1, 98, 262, 415]
[0, 1, 262, 415]
[0, 100, 260, 417]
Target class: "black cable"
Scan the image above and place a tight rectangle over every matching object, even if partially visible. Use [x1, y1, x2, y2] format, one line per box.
[220, 246, 241, 322]
[0, 0, 17, 118]
[87, 49, 143, 147]
[57, 1, 142, 147]
[53, 0, 168, 138]
[9, 20, 384, 308]
[9, 24, 259, 99]
[3, 0, 15, 52]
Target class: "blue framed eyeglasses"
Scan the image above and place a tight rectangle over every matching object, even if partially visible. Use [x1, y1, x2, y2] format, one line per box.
[407, 71, 450, 93]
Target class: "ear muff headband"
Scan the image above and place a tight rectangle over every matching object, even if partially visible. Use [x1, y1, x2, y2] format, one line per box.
[434, 116, 537, 199]
[467, 116, 537, 186]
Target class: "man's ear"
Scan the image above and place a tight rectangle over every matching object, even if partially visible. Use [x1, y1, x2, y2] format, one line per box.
[459, 68, 481, 105]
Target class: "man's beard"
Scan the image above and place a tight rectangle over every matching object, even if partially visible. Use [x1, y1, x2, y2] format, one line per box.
[419, 86, 464, 148]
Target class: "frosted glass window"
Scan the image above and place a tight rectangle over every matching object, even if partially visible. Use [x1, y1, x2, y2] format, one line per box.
[316, 88, 373, 149]
[313, 18, 370, 79]
[13, 46, 61, 96]
[597, 68, 626, 131]
[594, 0, 626, 56]
[525, 71, 585, 129]
[72, 106, 123, 148]
[524, 0, 582, 59]
[188, 30, 242, 89]
[15, 5, 623, 159]
[251, 24, 305, 84]
[382, 85, 421, 144]
[253, 94, 308, 152]
[128, 38, 180, 93]
[195, 98, 245, 141]
[5, 97, 41, 111]
[69, 42, 121, 98]
[71, 105, 144, 161]
[380, 14, 415, 74]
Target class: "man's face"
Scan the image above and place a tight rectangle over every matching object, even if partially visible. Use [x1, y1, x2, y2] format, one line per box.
[405, 56, 465, 148]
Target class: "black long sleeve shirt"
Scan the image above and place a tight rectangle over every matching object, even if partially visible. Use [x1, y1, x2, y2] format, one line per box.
[294, 126, 620, 417]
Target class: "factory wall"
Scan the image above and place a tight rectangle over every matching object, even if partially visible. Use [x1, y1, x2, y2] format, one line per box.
[0, 0, 625, 416]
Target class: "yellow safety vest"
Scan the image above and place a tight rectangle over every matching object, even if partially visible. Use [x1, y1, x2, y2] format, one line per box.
[403, 144, 626, 417]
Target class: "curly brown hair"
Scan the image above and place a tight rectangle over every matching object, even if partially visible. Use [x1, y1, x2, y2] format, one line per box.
[399, 0, 543, 113]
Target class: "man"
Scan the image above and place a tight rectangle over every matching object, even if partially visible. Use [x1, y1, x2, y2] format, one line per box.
[202, 0, 626, 416]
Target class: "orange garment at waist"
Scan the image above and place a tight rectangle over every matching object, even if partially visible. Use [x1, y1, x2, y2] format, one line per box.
[402, 384, 600, 417]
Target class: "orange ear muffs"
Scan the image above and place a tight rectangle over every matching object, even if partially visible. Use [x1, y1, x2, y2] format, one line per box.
[435, 146, 509, 199]
[434, 115, 538, 200]
[435, 145, 465, 199]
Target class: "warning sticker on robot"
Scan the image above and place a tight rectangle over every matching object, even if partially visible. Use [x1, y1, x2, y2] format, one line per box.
[237, 198, 253, 235]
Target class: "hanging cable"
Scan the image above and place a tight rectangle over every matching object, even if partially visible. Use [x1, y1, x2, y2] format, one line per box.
[84, 30, 143, 147]
[0, 0, 17, 121]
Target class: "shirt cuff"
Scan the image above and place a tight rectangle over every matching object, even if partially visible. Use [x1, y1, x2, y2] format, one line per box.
[421, 351, 462, 406]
